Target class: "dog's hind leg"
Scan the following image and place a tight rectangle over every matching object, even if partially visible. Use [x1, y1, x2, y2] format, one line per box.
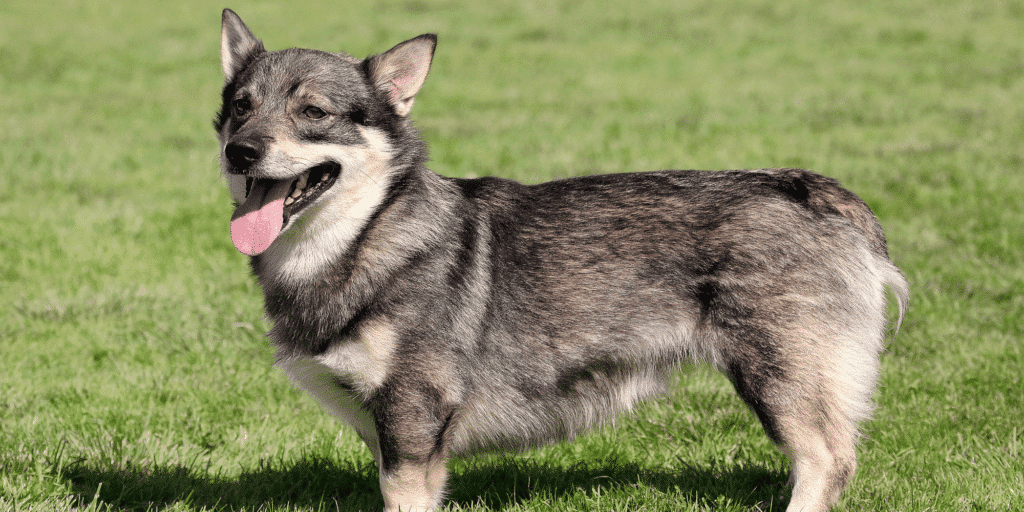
[767, 393, 860, 512]
[717, 322, 881, 512]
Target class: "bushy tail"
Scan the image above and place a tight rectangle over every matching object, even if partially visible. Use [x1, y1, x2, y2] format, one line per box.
[793, 168, 909, 335]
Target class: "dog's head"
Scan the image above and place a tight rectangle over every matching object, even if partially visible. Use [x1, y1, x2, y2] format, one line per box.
[215, 9, 435, 257]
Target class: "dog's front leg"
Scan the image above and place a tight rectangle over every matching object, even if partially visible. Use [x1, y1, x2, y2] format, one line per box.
[374, 392, 454, 512]
[378, 455, 449, 512]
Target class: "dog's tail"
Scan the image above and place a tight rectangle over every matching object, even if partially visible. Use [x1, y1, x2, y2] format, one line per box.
[806, 170, 909, 336]
[878, 256, 910, 336]
[777, 168, 910, 335]
[824, 183, 909, 337]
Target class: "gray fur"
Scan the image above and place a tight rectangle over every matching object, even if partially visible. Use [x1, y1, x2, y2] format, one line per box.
[215, 9, 909, 512]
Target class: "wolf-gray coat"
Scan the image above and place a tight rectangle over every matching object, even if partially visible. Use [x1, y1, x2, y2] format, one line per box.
[216, 9, 908, 512]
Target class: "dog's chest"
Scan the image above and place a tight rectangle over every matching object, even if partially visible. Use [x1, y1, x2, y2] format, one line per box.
[274, 317, 397, 389]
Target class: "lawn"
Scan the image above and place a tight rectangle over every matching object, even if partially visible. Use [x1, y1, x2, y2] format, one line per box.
[1, 0, 1022, 510]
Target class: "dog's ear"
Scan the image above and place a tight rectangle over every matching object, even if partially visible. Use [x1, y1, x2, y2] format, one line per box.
[221, 9, 265, 82]
[366, 34, 437, 117]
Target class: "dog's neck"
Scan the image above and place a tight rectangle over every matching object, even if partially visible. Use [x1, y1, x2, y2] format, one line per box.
[255, 165, 464, 356]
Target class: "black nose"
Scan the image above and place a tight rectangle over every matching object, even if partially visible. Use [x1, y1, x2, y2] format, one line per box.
[225, 140, 262, 173]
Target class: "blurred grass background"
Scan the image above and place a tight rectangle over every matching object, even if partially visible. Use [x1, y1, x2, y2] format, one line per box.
[1, 0, 1022, 510]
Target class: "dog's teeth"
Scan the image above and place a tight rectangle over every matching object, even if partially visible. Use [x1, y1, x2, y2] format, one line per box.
[284, 196, 295, 206]
[291, 187, 303, 199]
[296, 173, 308, 190]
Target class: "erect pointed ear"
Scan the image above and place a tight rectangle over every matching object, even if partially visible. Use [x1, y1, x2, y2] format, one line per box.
[220, 9, 265, 82]
[366, 34, 437, 117]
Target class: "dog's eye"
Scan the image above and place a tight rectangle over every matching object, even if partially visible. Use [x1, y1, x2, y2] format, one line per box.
[303, 106, 328, 120]
[233, 98, 252, 117]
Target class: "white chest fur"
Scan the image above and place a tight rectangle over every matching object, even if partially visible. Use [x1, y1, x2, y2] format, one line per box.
[273, 319, 399, 462]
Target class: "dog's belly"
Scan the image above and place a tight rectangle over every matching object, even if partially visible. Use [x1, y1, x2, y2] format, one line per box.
[278, 344, 673, 459]
[272, 313, 694, 459]
[447, 367, 673, 455]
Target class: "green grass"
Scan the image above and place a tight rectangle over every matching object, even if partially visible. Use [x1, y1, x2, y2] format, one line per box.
[2, 0, 1022, 510]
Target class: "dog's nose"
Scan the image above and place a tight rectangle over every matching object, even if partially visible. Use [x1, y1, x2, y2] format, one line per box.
[225, 141, 262, 173]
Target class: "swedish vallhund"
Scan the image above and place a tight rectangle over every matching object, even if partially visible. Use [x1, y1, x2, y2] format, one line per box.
[215, 9, 908, 511]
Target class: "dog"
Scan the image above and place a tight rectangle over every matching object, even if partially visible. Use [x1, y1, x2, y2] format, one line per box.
[215, 9, 908, 511]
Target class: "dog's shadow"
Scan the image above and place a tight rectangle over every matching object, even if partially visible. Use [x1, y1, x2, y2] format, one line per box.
[65, 455, 787, 511]
[451, 458, 787, 510]
[65, 456, 384, 511]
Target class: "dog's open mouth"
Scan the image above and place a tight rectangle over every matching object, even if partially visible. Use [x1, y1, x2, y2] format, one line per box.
[230, 162, 341, 256]
[247, 162, 341, 223]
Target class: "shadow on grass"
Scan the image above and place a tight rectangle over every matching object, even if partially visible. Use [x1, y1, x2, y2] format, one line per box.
[65, 456, 788, 511]
[65, 456, 384, 511]
[451, 458, 787, 510]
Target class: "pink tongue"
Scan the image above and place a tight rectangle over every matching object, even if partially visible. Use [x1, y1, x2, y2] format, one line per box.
[230, 179, 292, 256]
